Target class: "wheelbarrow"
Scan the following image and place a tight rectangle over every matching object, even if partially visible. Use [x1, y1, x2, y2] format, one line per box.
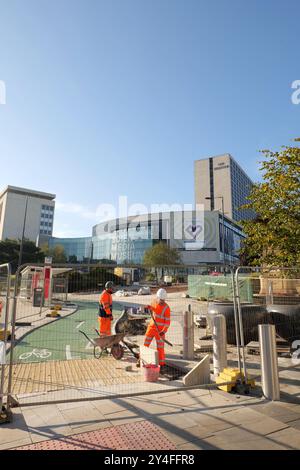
[79, 330, 126, 360]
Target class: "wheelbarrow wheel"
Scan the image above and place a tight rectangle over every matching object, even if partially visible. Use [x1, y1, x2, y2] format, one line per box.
[111, 344, 124, 360]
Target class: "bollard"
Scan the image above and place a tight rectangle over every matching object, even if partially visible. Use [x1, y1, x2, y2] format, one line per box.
[212, 314, 227, 375]
[258, 324, 280, 401]
[183, 308, 194, 360]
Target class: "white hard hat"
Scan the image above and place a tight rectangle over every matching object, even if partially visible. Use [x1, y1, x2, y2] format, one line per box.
[157, 288, 167, 300]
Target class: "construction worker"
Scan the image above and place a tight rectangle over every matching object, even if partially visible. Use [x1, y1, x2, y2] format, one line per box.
[144, 288, 171, 372]
[98, 281, 114, 336]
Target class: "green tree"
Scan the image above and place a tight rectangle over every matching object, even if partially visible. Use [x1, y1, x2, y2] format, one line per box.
[240, 140, 300, 267]
[143, 242, 181, 266]
[43, 244, 67, 263]
[0, 239, 44, 272]
[67, 266, 120, 293]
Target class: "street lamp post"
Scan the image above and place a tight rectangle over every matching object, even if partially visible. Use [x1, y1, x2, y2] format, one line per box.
[205, 196, 226, 272]
[18, 196, 29, 269]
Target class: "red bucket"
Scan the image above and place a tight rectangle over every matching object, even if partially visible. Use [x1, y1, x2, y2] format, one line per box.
[143, 364, 160, 382]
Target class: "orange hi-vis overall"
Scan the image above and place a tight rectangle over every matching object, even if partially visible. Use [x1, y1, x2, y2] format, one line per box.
[144, 301, 171, 366]
[98, 290, 113, 336]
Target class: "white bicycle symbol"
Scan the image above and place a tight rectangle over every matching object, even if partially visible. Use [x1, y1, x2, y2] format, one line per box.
[19, 348, 52, 360]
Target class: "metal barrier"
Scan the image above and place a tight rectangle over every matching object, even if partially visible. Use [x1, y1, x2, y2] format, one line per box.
[2, 262, 299, 416]
[0, 263, 12, 422]
[235, 266, 300, 392]
[4, 262, 237, 409]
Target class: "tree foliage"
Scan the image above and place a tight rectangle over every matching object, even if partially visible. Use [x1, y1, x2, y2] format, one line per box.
[240, 140, 300, 267]
[42, 244, 67, 263]
[143, 242, 182, 266]
[0, 239, 44, 272]
[66, 267, 121, 293]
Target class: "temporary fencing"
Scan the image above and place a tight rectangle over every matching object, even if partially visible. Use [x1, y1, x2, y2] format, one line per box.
[0, 263, 12, 422]
[2, 263, 237, 410]
[2, 261, 298, 415]
[235, 266, 300, 392]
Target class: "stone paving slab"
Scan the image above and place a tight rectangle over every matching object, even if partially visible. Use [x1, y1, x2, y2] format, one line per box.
[202, 435, 288, 451]
[1, 386, 300, 450]
[249, 402, 300, 423]
[265, 427, 300, 449]
[287, 418, 300, 430]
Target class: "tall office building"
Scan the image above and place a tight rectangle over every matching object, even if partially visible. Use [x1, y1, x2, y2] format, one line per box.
[194, 153, 255, 222]
[0, 186, 56, 244]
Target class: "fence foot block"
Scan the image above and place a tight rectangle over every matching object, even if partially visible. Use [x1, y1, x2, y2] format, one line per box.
[0, 406, 13, 424]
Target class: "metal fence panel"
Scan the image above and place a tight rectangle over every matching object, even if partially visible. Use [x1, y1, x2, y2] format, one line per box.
[5, 263, 236, 408]
[235, 266, 300, 395]
[0, 263, 12, 422]
[3, 263, 299, 411]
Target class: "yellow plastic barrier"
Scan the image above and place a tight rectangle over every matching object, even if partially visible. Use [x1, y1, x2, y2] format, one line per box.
[0, 328, 11, 341]
[216, 367, 255, 392]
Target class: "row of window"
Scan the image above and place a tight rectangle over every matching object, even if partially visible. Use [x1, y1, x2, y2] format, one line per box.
[42, 205, 54, 212]
[40, 221, 52, 227]
[40, 229, 52, 235]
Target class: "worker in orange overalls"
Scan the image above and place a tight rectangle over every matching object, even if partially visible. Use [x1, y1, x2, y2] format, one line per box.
[144, 288, 171, 372]
[98, 281, 114, 336]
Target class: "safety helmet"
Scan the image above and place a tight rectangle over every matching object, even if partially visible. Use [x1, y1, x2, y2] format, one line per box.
[105, 281, 114, 291]
[156, 288, 167, 300]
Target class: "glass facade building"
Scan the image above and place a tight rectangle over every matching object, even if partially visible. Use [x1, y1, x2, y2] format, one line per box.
[92, 217, 154, 264]
[49, 211, 245, 266]
[49, 237, 92, 262]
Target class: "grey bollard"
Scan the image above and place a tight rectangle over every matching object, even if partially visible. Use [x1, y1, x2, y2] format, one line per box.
[258, 324, 280, 401]
[183, 309, 194, 360]
[212, 314, 227, 375]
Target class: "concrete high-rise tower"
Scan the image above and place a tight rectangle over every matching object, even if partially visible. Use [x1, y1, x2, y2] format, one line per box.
[0, 186, 56, 245]
[194, 153, 254, 222]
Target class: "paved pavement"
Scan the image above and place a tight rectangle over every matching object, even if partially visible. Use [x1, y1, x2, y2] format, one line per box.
[1, 385, 300, 450]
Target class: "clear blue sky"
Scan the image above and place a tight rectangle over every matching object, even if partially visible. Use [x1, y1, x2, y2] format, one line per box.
[0, 0, 299, 237]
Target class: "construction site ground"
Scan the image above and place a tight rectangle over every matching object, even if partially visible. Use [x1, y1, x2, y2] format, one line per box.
[1, 289, 300, 449]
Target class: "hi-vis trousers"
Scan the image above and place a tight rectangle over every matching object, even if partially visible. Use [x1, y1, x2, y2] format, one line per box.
[98, 317, 112, 336]
[144, 325, 166, 366]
